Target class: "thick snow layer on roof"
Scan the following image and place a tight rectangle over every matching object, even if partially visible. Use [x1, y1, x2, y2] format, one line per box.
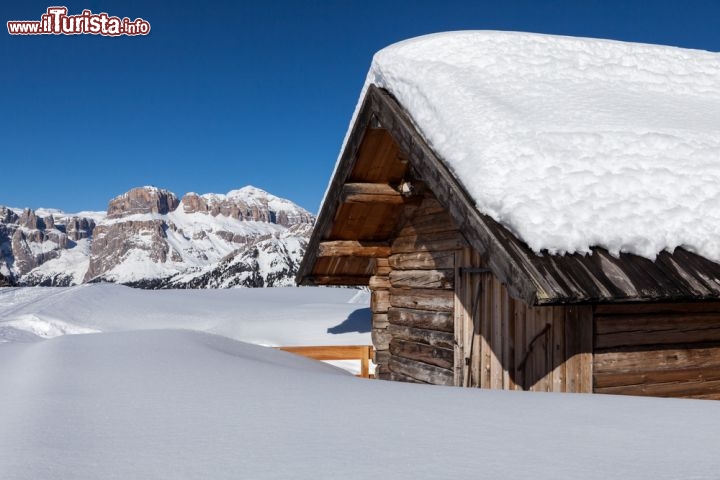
[357, 31, 720, 261]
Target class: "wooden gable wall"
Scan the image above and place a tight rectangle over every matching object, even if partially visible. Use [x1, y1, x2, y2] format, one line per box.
[370, 182, 720, 398]
[299, 87, 720, 399]
[302, 128, 412, 286]
[370, 194, 462, 384]
[371, 182, 596, 391]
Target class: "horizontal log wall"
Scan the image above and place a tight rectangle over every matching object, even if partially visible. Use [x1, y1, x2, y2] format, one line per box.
[376, 190, 595, 391]
[383, 197, 463, 385]
[593, 302, 720, 399]
[371, 258, 391, 379]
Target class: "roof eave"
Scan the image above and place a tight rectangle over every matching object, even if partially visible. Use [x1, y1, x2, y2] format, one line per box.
[295, 87, 380, 287]
[298, 85, 545, 304]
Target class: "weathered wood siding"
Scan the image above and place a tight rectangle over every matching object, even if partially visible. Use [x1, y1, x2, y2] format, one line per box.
[371, 190, 595, 391]
[371, 258, 391, 379]
[593, 302, 720, 399]
[455, 248, 593, 392]
[378, 197, 462, 385]
[370, 194, 720, 397]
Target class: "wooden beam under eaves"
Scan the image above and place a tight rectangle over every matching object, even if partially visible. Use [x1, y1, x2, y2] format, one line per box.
[341, 183, 406, 204]
[317, 240, 391, 258]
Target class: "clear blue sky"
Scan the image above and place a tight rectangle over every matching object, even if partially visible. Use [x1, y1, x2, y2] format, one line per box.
[3, 0, 720, 214]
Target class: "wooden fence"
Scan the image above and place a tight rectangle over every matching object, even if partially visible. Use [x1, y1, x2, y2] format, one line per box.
[275, 345, 374, 378]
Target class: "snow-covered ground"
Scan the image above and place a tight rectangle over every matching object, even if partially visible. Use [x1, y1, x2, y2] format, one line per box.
[0, 284, 370, 348]
[0, 285, 719, 478]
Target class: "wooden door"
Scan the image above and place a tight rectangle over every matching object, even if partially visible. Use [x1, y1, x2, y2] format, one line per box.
[454, 247, 486, 387]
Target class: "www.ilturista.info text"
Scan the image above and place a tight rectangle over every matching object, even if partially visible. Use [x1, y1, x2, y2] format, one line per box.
[7, 7, 150, 36]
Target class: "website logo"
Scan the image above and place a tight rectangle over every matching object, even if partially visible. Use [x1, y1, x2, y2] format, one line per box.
[8, 7, 151, 36]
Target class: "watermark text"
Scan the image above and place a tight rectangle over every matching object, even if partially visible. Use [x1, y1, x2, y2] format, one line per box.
[8, 7, 150, 36]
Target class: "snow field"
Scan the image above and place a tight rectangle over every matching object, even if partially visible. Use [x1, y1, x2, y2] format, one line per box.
[0, 326, 718, 479]
[0, 284, 371, 349]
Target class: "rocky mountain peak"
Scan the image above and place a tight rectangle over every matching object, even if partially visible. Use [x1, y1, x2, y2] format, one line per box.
[107, 186, 179, 219]
[180, 185, 314, 227]
[19, 209, 40, 229]
[0, 206, 19, 224]
[1, 185, 315, 289]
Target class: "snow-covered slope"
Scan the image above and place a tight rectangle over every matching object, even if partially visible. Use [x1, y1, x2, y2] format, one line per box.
[348, 31, 720, 261]
[165, 225, 311, 288]
[20, 238, 93, 286]
[0, 207, 98, 286]
[0, 284, 370, 347]
[0, 286, 718, 479]
[0, 185, 315, 288]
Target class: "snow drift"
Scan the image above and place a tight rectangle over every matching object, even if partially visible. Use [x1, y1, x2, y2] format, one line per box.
[0, 327, 719, 479]
[0, 285, 719, 479]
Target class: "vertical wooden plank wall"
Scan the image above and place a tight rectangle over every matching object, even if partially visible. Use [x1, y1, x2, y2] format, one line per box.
[513, 300, 592, 392]
[456, 257, 593, 392]
[370, 185, 594, 391]
[454, 247, 482, 387]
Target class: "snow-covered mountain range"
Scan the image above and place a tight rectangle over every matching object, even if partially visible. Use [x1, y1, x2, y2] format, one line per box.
[0, 186, 314, 288]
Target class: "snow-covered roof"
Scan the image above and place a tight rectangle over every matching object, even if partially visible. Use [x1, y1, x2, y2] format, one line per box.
[355, 31, 720, 263]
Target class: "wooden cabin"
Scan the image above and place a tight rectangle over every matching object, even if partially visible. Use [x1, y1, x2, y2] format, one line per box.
[297, 85, 720, 399]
